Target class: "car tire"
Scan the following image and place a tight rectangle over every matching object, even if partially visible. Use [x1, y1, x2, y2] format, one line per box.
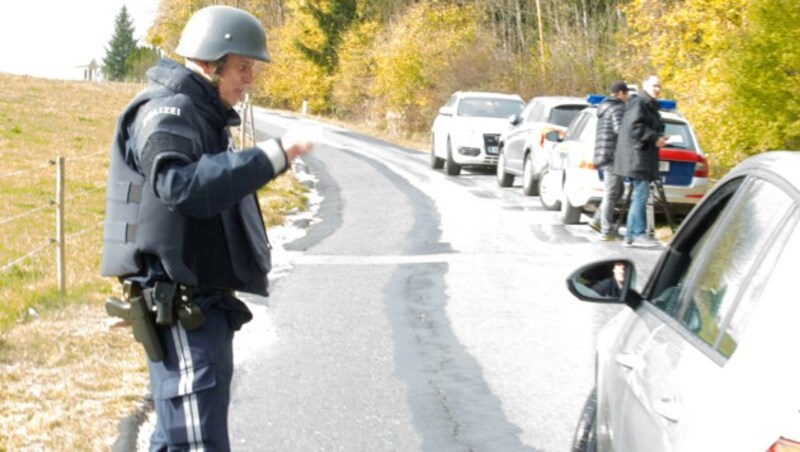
[560, 194, 582, 224]
[571, 387, 598, 452]
[496, 149, 514, 187]
[445, 138, 461, 176]
[430, 135, 444, 170]
[522, 153, 540, 196]
[539, 166, 562, 211]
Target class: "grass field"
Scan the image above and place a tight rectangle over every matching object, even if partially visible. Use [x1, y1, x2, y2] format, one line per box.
[0, 72, 308, 449]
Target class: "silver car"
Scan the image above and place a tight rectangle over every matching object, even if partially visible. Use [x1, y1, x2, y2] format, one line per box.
[567, 151, 800, 451]
[496, 96, 587, 195]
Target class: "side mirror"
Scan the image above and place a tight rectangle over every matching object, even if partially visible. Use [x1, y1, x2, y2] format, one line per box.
[509, 114, 521, 126]
[438, 106, 454, 117]
[566, 259, 642, 307]
[544, 130, 562, 143]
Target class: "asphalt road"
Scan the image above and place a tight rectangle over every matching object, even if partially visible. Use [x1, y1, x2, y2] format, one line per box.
[226, 110, 663, 451]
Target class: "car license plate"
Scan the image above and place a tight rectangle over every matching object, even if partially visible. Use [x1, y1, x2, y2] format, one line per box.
[659, 161, 670, 173]
[487, 145, 498, 155]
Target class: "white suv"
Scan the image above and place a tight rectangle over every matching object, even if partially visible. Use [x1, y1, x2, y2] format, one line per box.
[430, 91, 524, 176]
[542, 97, 710, 223]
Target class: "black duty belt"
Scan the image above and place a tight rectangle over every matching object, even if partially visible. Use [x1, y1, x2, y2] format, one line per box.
[126, 281, 218, 331]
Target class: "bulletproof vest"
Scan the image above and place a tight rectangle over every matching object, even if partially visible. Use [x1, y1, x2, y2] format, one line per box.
[101, 88, 269, 295]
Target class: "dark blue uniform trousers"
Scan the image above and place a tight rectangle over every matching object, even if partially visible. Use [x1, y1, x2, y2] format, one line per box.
[147, 301, 235, 451]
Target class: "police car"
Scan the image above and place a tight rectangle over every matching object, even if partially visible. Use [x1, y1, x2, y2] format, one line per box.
[541, 95, 710, 224]
[430, 91, 525, 176]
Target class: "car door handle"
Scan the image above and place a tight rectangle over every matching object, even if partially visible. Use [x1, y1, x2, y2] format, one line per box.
[654, 397, 682, 422]
[615, 353, 645, 371]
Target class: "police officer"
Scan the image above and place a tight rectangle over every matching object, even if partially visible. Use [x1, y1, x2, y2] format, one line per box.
[101, 5, 312, 450]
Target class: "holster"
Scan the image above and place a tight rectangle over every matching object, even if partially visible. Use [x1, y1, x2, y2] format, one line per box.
[105, 281, 164, 362]
[143, 282, 206, 331]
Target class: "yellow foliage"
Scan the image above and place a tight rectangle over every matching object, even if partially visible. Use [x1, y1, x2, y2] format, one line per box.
[253, 0, 333, 112]
[331, 21, 381, 117]
[371, 3, 483, 131]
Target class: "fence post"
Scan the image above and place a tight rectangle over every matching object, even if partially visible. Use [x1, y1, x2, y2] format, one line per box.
[55, 157, 65, 294]
[240, 97, 248, 147]
[248, 101, 255, 147]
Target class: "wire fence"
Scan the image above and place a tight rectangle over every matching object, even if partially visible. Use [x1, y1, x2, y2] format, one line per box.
[0, 151, 108, 294]
[1, 98, 256, 299]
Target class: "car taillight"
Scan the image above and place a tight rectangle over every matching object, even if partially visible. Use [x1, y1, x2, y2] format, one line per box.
[694, 154, 709, 178]
[768, 437, 800, 452]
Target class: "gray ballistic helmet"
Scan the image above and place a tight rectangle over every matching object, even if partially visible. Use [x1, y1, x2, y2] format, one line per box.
[176, 5, 270, 62]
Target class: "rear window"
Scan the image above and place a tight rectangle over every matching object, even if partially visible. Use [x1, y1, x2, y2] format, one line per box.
[548, 105, 586, 127]
[458, 98, 524, 118]
[663, 121, 697, 151]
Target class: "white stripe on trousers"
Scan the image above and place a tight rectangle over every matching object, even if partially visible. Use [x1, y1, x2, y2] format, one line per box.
[170, 324, 205, 451]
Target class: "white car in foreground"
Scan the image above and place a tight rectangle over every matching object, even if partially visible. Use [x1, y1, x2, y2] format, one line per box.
[567, 150, 800, 452]
[431, 91, 524, 176]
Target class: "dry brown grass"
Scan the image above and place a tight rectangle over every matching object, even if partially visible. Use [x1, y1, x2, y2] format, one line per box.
[0, 73, 308, 450]
[0, 304, 148, 450]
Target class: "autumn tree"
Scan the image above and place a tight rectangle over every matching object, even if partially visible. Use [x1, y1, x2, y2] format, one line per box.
[126, 46, 162, 80]
[621, 0, 799, 175]
[728, 0, 800, 155]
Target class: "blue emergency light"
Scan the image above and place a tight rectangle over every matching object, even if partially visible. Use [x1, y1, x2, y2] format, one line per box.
[586, 94, 606, 105]
[657, 99, 677, 110]
[587, 93, 677, 111]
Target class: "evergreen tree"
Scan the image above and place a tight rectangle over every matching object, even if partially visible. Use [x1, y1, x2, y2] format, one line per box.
[103, 6, 137, 81]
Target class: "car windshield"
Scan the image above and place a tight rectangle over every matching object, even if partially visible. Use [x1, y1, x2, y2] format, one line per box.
[458, 98, 524, 118]
[663, 121, 696, 150]
[547, 105, 586, 127]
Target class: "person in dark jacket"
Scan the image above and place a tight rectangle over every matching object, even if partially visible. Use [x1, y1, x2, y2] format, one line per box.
[588, 81, 629, 240]
[590, 262, 626, 298]
[612, 75, 667, 248]
[101, 6, 312, 450]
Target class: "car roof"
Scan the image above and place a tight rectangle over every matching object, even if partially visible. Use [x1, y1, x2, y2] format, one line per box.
[455, 91, 524, 101]
[527, 96, 588, 107]
[578, 105, 687, 123]
[725, 151, 800, 196]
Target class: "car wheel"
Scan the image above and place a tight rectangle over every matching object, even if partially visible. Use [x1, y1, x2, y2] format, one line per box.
[560, 191, 582, 224]
[539, 166, 562, 211]
[445, 138, 461, 176]
[430, 135, 444, 170]
[571, 387, 597, 452]
[522, 153, 540, 196]
[496, 149, 514, 187]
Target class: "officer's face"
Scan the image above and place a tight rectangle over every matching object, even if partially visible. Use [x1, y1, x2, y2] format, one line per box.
[217, 54, 257, 107]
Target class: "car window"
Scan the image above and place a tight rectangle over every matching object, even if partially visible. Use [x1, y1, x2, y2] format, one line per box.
[547, 105, 586, 128]
[716, 210, 798, 357]
[662, 120, 696, 151]
[457, 98, 524, 118]
[526, 101, 545, 122]
[650, 176, 795, 359]
[579, 115, 597, 142]
[563, 113, 589, 140]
